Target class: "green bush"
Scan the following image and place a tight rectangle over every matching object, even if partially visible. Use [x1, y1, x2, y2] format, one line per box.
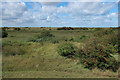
[29, 31, 55, 42]
[78, 40, 119, 72]
[57, 42, 76, 57]
[14, 28, 21, 31]
[2, 30, 8, 38]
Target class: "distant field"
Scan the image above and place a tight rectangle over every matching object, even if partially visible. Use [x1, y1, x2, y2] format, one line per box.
[2, 27, 119, 78]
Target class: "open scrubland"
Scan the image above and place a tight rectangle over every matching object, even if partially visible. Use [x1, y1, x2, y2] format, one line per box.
[2, 27, 119, 78]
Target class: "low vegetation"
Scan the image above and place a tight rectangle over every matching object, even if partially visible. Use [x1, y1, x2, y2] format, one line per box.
[2, 27, 119, 78]
[57, 42, 77, 57]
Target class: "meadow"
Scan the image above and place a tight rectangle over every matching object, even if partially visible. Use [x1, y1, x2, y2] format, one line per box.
[2, 27, 120, 78]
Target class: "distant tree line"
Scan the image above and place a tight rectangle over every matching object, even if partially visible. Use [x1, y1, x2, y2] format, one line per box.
[57, 27, 74, 30]
[57, 27, 119, 30]
[14, 28, 21, 31]
[57, 27, 94, 30]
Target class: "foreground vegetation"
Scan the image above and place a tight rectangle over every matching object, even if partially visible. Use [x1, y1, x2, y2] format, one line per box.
[2, 27, 119, 78]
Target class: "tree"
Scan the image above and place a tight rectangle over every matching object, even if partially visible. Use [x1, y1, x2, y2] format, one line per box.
[14, 28, 21, 31]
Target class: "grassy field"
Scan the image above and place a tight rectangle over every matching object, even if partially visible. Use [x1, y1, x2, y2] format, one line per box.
[2, 27, 119, 78]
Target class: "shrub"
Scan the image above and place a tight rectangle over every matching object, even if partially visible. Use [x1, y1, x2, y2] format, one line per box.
[29, 31, 55, 42]
[14, 28, 21, 31]
[57, 42, 76, 57]
[38, 31, 54, 38]
[2, 30, 8, 38]
[69, 37, 74, 41]
[2, 27, 9, 31]
[78, 40, 119, 72]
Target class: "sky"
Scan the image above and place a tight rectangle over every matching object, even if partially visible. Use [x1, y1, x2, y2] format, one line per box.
[1, 0, 119, 27]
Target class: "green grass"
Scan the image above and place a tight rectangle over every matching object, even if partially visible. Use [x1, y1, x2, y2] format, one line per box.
[2, 27, 119, 78]
[2, 42, 118, 78]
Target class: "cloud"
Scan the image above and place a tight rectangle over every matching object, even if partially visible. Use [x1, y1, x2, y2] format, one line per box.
[57, 2, 116, 15]
[56, 2, 118, 27]
[2, 2, 27, 20]
[1, 0, 118, 2]
[41, 2, 59, 6]
[1, 1, 118, 27]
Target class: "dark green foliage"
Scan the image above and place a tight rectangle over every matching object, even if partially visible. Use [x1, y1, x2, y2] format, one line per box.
[69, 37, 74, 41]
[57, 27, 74, 30]
[77, 40, 119, 72]
[14, 28, 21, 31]
[2, 27, 9, 31]
[38, 31, 54, 38]
[2, 30, 8, 38]
[57, 42, 76, 57]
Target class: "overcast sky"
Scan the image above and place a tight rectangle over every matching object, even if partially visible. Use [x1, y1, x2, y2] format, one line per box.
[1, 0, 119, 27]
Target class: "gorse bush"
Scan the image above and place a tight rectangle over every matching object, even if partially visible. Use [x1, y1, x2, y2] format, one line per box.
[77, 40, 119, 72]
[57, 42, 76, 57]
